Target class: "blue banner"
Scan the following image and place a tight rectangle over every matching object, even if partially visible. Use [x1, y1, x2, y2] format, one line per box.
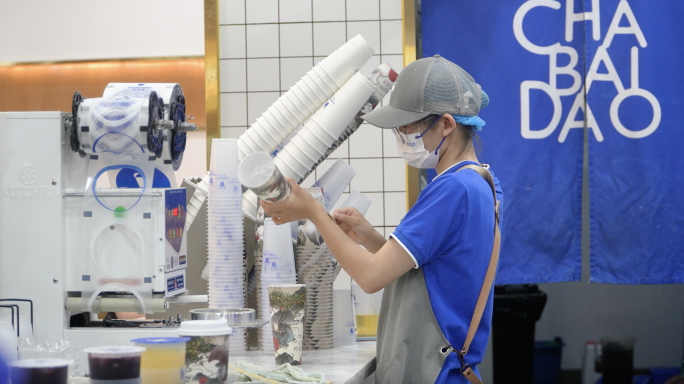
[587, 1, 684, 284]
[423, 1, 584, 284]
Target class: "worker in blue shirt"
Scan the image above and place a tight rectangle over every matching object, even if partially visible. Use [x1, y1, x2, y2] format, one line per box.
[262, 55, 503, 384]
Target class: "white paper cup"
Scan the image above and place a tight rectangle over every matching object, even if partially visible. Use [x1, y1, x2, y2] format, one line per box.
[318, 35, 375, 87]
[296, 125, 330, 154]
[274, 148, 308, 180]
[280, 93, 310, 122]
[310, 159, 356, 212]
[310, 72, 375, 140]
[341, 189, 372, 216]
[267, 284, 307, 365]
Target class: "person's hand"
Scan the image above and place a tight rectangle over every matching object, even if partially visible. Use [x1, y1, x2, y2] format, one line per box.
[261, 177, 323, 225]
[333, 207, 385, 250]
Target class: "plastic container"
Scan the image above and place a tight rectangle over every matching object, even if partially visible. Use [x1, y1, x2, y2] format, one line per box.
[340, 190, 372, 216]
[83, 346, 145, 384]
[238, 152, 290, 203]
[7, 359, 71, 384]
[351, 282, 383, 338]
[0, 324, 18, 362]
[533, 337, 564, 384]
[310, 159, 356, 212]
[131, 338, 189, 384]
[178, 320, 232, 384]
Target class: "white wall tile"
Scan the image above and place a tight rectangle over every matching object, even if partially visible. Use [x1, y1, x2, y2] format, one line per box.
[312, 0, 345, 22]
[358, 55, 382, 77]
[349, 158, 383, 192]
[382, 54, 404, 74]
[347, 21, 380, 54]
[280, 0, 312, 23]
[384, 158, 406, 191]
[219, 25, 246, 59]
[280, 24, 313, 57]
[347, 0, 379, 21]
[313, 23, 346, 56]
[382, 129, 400, 157]
[280, 57, 313, 90]
[247, 92, 280, 125]
[329, 140, 349, 158]
[384, 192, 407, 226]
[220, 59, 246, 92]
[385, 226, 397, 239]
[349, 123, 383, 158]
[380, 0, 401, 19]
[246, 24, 279, 58]
[221, 127, 246, 138]
[246, 0, 279, 24]
[247, 58, 280, 91]
[219, 0, 245, 24]
[380, 20, 402, 54]
[220, 93, 247, 126]
[364, 192, 384, 226]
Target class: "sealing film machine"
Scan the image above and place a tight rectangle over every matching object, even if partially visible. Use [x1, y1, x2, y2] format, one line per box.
[0, 83, 205, 362]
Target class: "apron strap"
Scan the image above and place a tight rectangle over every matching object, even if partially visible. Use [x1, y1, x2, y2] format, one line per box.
[454, 164, 501, 384]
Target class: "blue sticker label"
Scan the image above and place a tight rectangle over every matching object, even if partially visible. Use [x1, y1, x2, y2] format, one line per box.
[176, 275, 184, 289]
[167, 277, 176, 291]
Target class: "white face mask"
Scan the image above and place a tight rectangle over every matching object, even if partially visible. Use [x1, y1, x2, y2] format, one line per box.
[394, 116, 446, 169]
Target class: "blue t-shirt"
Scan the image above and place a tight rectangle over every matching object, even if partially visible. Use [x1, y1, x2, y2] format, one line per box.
[391, 161, 504, 383]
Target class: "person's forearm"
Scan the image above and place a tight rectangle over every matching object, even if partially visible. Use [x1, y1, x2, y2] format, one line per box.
[310, 208, 377, 290]
[362, 233, 387, 253]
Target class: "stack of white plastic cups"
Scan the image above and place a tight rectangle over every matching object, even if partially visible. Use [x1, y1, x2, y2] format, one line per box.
[206, 138, 247, 353]
[240, 35, 375, 219]
[275, 72, 376, 183]
[256, 219, 297, 351]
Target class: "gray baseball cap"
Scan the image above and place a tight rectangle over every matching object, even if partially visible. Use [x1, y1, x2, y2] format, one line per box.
[362, 55, 483, 128]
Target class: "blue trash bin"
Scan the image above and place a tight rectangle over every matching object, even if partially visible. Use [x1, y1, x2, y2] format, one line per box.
[533, 337, 564, 384]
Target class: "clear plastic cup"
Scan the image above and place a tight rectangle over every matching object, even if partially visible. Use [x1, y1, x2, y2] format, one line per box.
[8, 359, 72, 384]
[351, 283, 384, 338]
[131, 338, 189, 384]
[340, 189, 372, 216]
[83, 346, 145, 383]
[238, 152, 291, 203]
[209, 139, 240, 180]
[310, 159, 356, 212]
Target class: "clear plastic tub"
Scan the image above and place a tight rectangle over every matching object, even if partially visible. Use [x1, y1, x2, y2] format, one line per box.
[83, 346, 145, 384]
[8, 358, 71, 384]
[131, 338, 189, 384]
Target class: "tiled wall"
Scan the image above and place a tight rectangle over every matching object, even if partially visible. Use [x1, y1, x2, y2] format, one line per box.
[218, 0, 406, 237]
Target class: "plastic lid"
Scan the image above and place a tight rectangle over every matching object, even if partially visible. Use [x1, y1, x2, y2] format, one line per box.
[178, 320, 232, 336]
[131, 337, 190, 344]
[8, 359, 72, 368]
[83, 346, 145, 357]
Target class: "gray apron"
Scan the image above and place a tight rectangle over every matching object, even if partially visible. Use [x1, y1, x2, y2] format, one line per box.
[366, 164, 500, 384]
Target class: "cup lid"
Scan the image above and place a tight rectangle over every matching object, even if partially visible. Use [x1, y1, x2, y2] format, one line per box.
[131, 337, 190, 344]
[8, 359, 72, 368]
[178, 319, 232, 336]
[83, 346, 145, 356]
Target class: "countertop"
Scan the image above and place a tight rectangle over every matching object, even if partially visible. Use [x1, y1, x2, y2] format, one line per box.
[230, 342, 376, 384]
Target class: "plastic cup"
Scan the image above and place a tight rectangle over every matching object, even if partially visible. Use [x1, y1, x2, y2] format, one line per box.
[209, 139, 240, 180]
[238, 152, 291, 203]
[319, 35, 375, 87]
[351, 283, 384, 338]
[131, 338, 189, 384]
[273, 152, 305, 181]
[340, 189, 372, 216]
[83, 346, 145, 383]
[8, 359, 71, 384]
[178, 320, 232, 384]
[278, 145, 314, 179]
[267, 284, 307, 365]
[310, 159, 356, 212]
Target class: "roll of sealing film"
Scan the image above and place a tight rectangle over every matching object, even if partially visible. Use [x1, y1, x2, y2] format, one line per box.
[77, 91, 164, 157]
[103, 83, 188, 170]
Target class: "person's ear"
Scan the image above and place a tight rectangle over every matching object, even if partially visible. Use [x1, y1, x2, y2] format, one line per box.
[440, 114, 457, 137]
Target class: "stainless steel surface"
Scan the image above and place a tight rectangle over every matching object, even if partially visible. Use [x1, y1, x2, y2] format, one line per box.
[63, 191, 163, 198]
[190, 308, 255, 325]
